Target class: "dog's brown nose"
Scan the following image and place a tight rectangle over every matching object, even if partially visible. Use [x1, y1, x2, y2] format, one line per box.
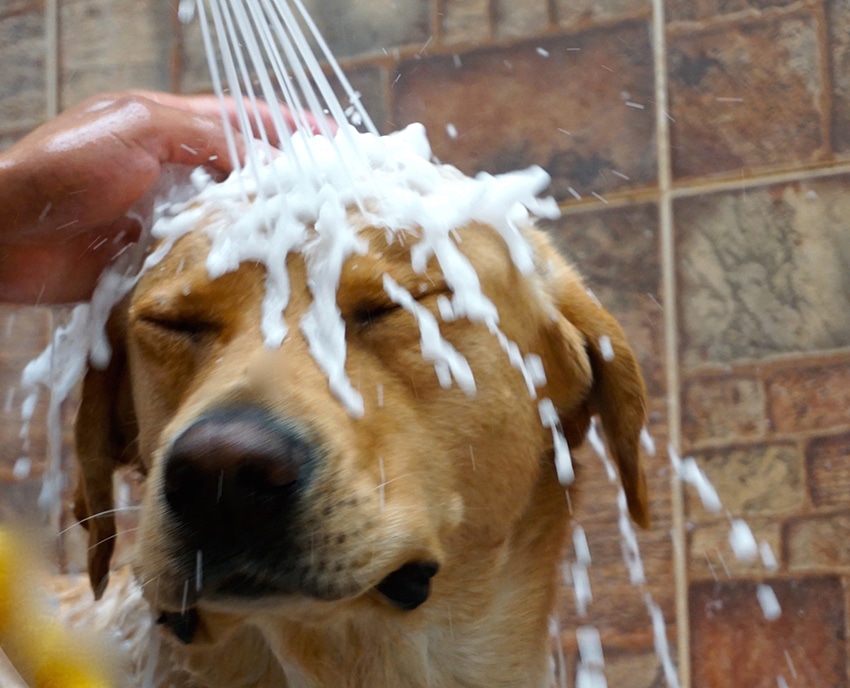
[163, 406, 313, 540]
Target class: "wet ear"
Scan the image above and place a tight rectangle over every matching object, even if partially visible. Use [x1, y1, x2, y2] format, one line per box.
[535, 233, 650, 528]
[73, 303, 138, 599]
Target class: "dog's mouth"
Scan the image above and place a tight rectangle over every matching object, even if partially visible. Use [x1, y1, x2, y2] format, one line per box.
[157, 560, 440, 644]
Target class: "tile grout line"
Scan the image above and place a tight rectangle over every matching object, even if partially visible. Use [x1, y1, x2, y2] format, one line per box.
[45, 0, 59, 119]
[650, 0, 690, 686]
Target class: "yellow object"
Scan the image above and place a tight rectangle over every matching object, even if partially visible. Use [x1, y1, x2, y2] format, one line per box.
[0, 527, 114, 688]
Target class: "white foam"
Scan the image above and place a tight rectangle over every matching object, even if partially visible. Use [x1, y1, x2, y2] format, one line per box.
[669, 446, 722, 513]
[617, 489, 645, 585]
[573, 524, 592, 565]
[538, 398, 574, 486]
[572, 563, 592, 617]
[729, 519, 758, 564]
[598, 335, 614, 361]
[757, 583, 781, 621]
[759, 541, 778, 571]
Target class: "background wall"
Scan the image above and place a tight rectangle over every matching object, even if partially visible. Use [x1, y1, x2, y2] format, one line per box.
[1, 1, 849, 686]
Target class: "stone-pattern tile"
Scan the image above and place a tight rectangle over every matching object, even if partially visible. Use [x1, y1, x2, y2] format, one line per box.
[676, 178, 850, 368]
[668, 13, 825, 181]
[392, 23, 657, 202]
[0, 8, 45, 129]
[688, 516, 781, 581]
[555, 0, 650, 29]
[682, 374, 767, 446]
[766, 359, 850, 435]
[60, 0, 172, 107]
[666, 0, 799, 23]
[254, 0, 431, 61]
[826, 0, 850, 155]
[807, 433, 850, 509]
[687, 443, 804, 521]
[493, 0, 549, 39]
[785, 512, 850, 571]
[544, 203, 664, 399]
[690, 577, 847, 688]
[440, 0, 491, 45]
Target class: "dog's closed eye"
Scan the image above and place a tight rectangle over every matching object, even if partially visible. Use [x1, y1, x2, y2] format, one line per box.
[136, 313, 221, 343]
[350, 301, 403, 329]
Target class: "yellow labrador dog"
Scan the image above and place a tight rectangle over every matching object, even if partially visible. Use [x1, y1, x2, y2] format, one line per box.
[73, 216, 648, 687]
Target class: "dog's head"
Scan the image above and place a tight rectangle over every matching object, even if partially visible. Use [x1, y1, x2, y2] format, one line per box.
[73, 217, 648, 634]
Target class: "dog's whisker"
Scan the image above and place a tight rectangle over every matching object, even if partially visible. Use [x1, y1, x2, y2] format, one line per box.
[377, 456, 386, 512]
[58, 506, 143, 536]
[86, 526, 140, 552]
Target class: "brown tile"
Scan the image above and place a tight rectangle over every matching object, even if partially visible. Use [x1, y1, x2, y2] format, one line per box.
[493, 0, 549, 39]
[689, 517, 782, 581]
[687, 443, 804, 522]
[554, 0, 649, 30]
[676, 178, 850, 368]
[439, 0, 491, 45]
[668, 14, 825, 181]
[785, 511, 850, 572]
[807, 433, 850, 509]
[604, 648, 670, 688]
[690, 577, 846, 688]
[0, 7, 45, 129]
[767, 359, 850, 435]
[682, 374, 767, 446]
[392, 24, 657, 202]
[543, 203, 664, 399]
[666, 0, 798, 23]
[827, 0, 850, 155]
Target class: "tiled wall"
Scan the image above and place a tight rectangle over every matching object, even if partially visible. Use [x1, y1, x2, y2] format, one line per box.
[1, 1, 849, 686]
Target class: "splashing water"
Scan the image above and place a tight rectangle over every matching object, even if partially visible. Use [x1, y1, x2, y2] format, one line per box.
[17, 1, 731, 687]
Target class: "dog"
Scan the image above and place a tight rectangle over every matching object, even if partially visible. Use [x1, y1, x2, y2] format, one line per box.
[72, 212, 649, 687]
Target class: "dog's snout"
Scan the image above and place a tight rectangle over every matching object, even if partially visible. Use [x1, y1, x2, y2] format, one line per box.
[164, 407, 313, 538]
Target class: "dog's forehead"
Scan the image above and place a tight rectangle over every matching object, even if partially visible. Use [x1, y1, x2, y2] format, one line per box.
[133, 221, 521, 316]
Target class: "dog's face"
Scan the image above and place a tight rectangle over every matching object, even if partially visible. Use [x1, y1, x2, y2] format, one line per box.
[73, 217, 648, 642]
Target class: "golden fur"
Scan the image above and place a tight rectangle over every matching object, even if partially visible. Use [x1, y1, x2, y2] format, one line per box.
[73, 219, 648, 688]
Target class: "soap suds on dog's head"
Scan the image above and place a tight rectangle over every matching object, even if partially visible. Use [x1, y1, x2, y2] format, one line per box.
[147, 124, 560, 415]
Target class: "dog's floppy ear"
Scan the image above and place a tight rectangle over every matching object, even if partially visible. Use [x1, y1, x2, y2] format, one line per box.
[73, 302, 139, 599]
[535, 233, 650, 528]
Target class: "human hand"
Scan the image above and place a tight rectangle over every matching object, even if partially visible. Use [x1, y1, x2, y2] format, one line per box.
[0, 90, 324, 304]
